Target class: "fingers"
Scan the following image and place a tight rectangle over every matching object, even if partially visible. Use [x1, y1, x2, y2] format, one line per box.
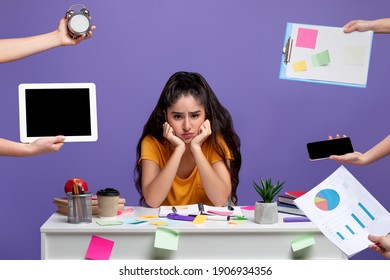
[368, 234, 381, 243]
[328, 134, 347, 140]
[343, 20, 357, 33]
[54, 135, 66, 143]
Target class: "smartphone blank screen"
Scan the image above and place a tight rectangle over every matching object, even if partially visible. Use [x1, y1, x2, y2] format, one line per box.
[306, 138, 354, 160]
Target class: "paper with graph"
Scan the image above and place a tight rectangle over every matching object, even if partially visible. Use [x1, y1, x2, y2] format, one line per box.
[295, 165, 390, 257]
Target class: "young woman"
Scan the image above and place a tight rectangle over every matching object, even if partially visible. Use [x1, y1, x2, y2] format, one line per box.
[134, 71, 241, 208]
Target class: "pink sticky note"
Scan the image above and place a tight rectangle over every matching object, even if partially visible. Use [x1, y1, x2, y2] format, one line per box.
[85, 235, 114, 260]
[296, 28, 318, 49]
[241, 205, 255, 211]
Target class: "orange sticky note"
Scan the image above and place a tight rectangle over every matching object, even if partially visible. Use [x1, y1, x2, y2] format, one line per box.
[192, 215, 207, 224]
[85, 235, 114, 260]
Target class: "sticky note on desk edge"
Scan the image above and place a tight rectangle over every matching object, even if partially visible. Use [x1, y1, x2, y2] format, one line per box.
[85, 235, 115, 260]
[291, 234, 316, 252]
[154, 227, 179, 251]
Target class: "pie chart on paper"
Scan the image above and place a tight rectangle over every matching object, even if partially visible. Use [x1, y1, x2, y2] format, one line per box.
[314, 189, 340, 211]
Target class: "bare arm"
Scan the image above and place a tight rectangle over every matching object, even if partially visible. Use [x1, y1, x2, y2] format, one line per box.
[141, 123, 186, 208]
[330, 134, 390, 165]
[141, 147, 185, 208]
[0, 17, 95, 63]
[344, 18, 390, 33]
[0, 136, 65, 157]
[191, 120, 231, 206]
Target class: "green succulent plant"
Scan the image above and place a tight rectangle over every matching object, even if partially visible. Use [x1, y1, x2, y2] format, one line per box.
[253, 177, 285, 203]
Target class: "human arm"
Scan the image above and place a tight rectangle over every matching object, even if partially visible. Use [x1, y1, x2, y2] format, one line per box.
[141, 123, 186, 208]
[191, 120, 231, 206]
[330, 134, 390, 165]
[0, 136, 65, 157]
[343, 18, 390, 33]
[0, 17, 96, 63]
[368, 234, 390, 259]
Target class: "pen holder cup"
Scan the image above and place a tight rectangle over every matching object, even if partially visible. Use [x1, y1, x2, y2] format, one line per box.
[67, 192, 93, 224]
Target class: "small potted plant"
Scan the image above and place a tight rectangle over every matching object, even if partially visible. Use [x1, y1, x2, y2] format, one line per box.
[253, 177, 285, 224]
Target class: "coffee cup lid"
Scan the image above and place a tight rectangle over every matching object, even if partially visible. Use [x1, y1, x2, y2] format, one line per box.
[96, 187, 120, 196]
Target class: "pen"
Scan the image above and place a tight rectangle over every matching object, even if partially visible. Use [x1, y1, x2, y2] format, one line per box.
[172, 206, 177, 214]
[198, 203, 205, 215]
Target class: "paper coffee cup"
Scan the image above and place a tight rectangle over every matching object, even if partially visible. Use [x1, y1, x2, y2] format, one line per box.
[96, 188, 120, 218]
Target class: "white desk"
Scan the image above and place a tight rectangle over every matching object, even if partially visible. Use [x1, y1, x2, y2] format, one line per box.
[40, 207, 347, 260]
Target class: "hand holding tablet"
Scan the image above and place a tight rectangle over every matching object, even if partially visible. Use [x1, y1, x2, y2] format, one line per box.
[18, 83, 98, 143]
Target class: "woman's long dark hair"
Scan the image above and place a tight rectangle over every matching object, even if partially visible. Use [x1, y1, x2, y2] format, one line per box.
[134, 71, 241, 206]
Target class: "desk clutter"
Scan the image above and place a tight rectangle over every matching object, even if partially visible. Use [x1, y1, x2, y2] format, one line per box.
[53, 196, 126, 215]
[277, 190, 307, 216]
[59, 204, 318, 260]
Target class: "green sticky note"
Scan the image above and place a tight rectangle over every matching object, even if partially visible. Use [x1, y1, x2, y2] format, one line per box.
[154, 227, 179, 251]
[96, 220, 123, 226]
[291, 234, 316, 252]
[311, 50, 330, 67]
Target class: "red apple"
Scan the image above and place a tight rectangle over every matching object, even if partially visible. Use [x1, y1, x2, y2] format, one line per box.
[64, 178, 89, 194]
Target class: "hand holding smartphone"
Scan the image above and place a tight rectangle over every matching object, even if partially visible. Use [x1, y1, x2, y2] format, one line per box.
[307, 137, 354, 161]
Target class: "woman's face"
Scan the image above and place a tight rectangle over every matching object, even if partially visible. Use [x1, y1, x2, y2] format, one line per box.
[166, 95, 206, 143]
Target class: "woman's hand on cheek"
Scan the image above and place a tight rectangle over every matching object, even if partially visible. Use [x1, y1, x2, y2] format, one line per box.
[163, 122, 185, 148]
[191, 119, 212, 148]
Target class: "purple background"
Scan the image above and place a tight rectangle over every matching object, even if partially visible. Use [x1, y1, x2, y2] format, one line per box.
[0, 0, 389, 260]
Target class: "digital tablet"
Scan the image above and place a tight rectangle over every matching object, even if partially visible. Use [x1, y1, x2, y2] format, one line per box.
[18, 83, 98, 143]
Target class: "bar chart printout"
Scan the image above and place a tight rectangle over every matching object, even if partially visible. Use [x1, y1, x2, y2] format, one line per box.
[295, 165, 390, 257]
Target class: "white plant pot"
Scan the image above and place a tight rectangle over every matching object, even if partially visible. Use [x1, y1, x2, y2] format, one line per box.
[254, 201, 278, 224]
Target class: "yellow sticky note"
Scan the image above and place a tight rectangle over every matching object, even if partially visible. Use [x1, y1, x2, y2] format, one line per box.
[192, 215, 207, 224]
[139, 215, 158, 220]
[150, 221, 168, 226]
[229, 220, 245, 225]
[293, 60, 307, 72]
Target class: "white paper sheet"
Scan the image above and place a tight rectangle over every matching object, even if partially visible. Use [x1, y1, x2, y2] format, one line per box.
[284, 23, 373, 86]
[295, 165, 390, 257]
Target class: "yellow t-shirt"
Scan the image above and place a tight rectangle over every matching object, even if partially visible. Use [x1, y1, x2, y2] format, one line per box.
[139, 135, 232, 206]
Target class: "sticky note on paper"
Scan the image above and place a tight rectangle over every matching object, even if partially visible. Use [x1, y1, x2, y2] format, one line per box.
[293, 60, 307, 72]
[296, 28, 318, 49]
[291, 235, 316, 252]
[344, 45, 365, 65]
[85, 235, 115, 260]
[154, 227, 179, 251]
[311, 50, 330, 67]
[192, 215, 208, 224]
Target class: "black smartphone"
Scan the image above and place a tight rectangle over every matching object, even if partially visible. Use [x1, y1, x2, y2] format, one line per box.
[306, 137, 354, 161]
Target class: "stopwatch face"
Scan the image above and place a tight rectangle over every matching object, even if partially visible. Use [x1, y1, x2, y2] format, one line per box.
[68, 14, 90, 36]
